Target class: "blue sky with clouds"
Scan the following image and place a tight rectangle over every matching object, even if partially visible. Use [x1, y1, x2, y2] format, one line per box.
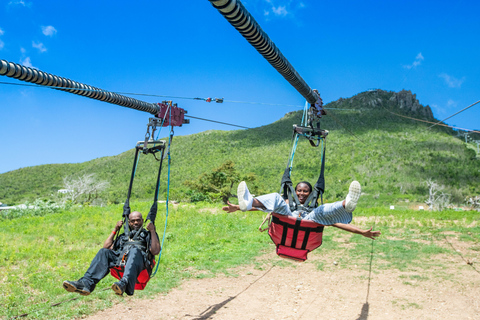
[0, 0, 479, 173]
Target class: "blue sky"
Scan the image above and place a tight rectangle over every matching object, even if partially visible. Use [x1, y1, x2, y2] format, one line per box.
[0, 0, 479, 173]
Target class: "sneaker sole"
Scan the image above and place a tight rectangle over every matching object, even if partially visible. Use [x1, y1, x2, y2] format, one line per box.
[63, 281, 90, 296]
[111, 283, 124, 296]
[345, 181, 361, 212]
[237, 181, 248, 211]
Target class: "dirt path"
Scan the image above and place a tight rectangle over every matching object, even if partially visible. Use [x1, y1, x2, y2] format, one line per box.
[84, 252, 480, 320]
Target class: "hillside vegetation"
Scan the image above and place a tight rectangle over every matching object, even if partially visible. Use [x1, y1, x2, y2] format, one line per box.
[1, 89, 478, 208]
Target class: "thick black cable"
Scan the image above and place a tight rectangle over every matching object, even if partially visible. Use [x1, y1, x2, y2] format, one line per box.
[208, 0, 320, 104]
[2, 79, 477, 133]
[0, 60, 159, 114]
[0, 80, 346, 110]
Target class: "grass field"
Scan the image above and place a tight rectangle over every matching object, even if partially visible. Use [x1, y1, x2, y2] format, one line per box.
[0, 203, 479, 319]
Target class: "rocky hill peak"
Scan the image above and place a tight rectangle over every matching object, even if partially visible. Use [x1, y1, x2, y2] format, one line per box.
[331, 89, 434, 120]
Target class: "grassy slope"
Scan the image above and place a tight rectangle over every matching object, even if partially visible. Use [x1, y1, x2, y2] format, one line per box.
[0, 90, 478, 206]
[1, 204, 479, 319]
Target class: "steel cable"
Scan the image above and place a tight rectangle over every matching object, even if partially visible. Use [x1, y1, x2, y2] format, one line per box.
[0, 59, 160, 114]
[208, 0, 320, 105]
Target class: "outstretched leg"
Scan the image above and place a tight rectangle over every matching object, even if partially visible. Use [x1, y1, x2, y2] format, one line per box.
[237, 181, 293, 216]
[63, 248, 118, 295]
[306, 181, 361, 225]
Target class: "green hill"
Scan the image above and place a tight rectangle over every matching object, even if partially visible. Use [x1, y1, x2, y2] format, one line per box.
[1, 89, 478, 207]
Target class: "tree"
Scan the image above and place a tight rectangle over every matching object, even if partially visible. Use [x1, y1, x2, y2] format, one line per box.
[466, 195, 480, 210]
[185, 160, 256, 204]
[425, 179, 450, 211]
[61, 173, 109, 204]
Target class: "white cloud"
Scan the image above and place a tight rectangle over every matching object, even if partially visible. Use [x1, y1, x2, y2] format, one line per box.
[431, 104, 444, 115]
[0, 28, 4, 36]
[42, 25, 57, 37]
[439, 73, 465, 88]
[447, 99, 458, 108]
[261, 0, 305, 20]
[32, 41, 47, 53]
[403, 52, 424, 69]
[8, 0, 32, 7]
[272, 5, 288, 16]
[0, 39, 4, 50]
[20, 47, 26, 54]
[20, 56, 33, 68]
[431, 100, 459, 117]
[9, 0, 24, 6]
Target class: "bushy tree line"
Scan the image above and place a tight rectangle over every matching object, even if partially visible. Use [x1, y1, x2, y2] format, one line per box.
[1, 90, 478, 210]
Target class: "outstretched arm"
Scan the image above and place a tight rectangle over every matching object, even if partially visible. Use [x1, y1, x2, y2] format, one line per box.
[147, 222, 161, 256]
[103, 220, 123, 249]
[331, 223, 381, 240]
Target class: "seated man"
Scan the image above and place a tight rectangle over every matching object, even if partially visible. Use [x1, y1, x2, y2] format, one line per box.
[63, 211, 160, 296]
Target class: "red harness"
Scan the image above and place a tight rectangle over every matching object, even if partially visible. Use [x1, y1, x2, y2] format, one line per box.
[268, 213, 324, 261]
[110, 260, 155, 290]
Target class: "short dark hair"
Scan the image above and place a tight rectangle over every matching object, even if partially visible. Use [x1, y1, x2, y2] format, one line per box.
[295, 181, 312, 193]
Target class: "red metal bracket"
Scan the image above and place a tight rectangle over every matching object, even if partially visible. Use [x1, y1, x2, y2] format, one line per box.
[155, 102, 188, 127]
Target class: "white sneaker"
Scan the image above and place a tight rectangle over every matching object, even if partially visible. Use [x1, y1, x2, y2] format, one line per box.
[345, 181, 361, 212]
[237, 181, 253, 212]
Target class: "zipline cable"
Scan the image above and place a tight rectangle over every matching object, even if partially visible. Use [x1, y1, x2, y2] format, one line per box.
[1, 77, 477, 133]
[428, 100, 480, 129]
[380, 105, 480, 134]
[0, 59, 160, 114]
[185, 115, 250, 129]
[208, 0, 320, 105]
[0, 80, 349, 110]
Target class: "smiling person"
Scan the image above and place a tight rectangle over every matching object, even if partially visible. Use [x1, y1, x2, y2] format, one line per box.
[62, 211, 160, 296]
[223, 181, 380, 239]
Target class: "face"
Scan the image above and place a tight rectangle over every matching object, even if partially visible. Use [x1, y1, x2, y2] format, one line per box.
[295, 183, 311, 204]
[129, 212, 143, 231]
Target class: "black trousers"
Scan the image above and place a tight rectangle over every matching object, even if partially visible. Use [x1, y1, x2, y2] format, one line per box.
[80, 247, 145, 295]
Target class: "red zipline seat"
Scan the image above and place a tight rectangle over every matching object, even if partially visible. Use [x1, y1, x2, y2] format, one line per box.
[110, 260, 155, 291]
[268, 213, 324, 261]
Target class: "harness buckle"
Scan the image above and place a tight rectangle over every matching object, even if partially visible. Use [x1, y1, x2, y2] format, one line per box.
[119, 252, 127, 267]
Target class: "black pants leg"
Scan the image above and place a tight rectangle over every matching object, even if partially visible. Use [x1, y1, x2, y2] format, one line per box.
[80, 248, 119, 292]
[122, 247, 146, 296]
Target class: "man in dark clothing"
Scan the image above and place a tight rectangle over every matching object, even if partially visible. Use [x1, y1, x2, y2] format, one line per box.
[63, 211, 161, 296]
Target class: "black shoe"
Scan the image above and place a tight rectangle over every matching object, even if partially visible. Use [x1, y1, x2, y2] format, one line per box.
[111, 281, 126, 296]
[63, 280, 91, 296]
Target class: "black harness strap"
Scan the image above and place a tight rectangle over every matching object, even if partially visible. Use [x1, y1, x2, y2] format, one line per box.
[302, 141, 327, 208]
[146, 145, 165, 224]
[272, 215, 325, 249]
[301, 229, 311, 250]
[280, 140, 326, 212]
[291, 218, 302, 248]
[122, 147, 141, 237]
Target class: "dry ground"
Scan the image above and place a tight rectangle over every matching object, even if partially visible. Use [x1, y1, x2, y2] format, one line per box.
[84, 249, 480, 320]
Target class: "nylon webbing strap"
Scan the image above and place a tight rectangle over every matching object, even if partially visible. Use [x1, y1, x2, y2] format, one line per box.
[299, 140, 326, 209]
[301, 229, 311, 250]
[272, 215, 324, 249]
[146, 146, 165, 224]
[122, 148, 141, 237]
[280, 167, 302, 211]
[291, 218, 302, 248]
